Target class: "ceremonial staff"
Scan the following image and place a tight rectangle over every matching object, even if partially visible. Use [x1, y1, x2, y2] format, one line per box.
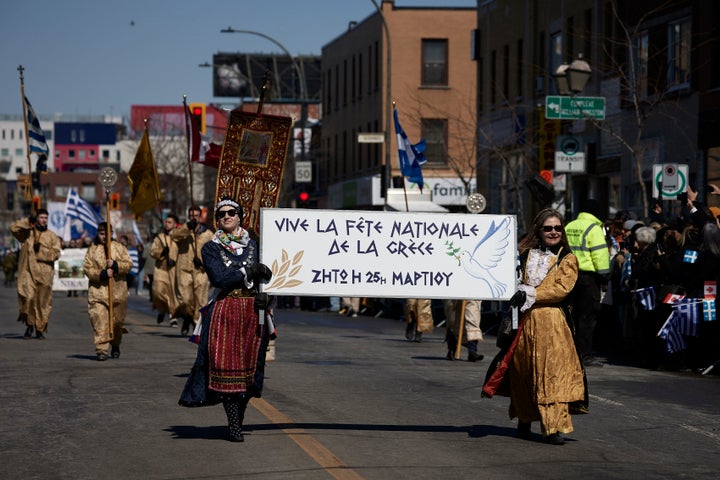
[99, 167, 118, 341]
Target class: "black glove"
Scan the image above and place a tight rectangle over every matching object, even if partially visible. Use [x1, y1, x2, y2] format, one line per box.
[187, 220, 197, 231]
[254, 292, 268, 312]
[509, 290, 526, 308]
[193, 257, 203, 269]
[161, 246, 170, 257]
[33, 243, 40, 253]
[167, 259, 176, 268]
[245, 263, 272, 283]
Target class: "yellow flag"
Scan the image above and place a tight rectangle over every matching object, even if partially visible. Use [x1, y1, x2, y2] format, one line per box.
[128, 130, 162, 218]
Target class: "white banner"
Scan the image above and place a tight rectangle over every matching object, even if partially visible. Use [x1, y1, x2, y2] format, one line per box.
[53, 248, 88, 291]
[260, 209, 517, 300]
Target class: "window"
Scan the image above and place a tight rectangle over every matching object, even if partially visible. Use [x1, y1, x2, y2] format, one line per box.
[1, 148, 8, 157]
[667, 18, 691, 89]
[79, 150, 86, 160]
[69, 149, 75, 158]
[516, 39, 524, 99]
[55, 185, 69, 198]
[491, 50, 497, 106]
[631, 31, 649, 97]
[550, 32, 563, 93]
[81, 184, 96, 202]
[15, 148, 23, 157]
[421, 118, 447, 164]
[102, 149, 110, 159]
[503, 44, 509, 102]
[422, 39, 448, 86]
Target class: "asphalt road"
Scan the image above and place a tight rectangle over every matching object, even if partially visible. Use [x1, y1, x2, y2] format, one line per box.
[2, 285, 720, 480]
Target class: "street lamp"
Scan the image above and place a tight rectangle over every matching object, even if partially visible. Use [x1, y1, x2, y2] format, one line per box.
[370, 0, 392, 204]
[554, 53, 592, 95]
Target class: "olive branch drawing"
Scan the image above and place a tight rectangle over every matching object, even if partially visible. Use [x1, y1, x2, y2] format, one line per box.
[267, 249, 304, 289]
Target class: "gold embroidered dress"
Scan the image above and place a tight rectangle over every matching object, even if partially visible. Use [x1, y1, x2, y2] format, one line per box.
[509, 248, 584, 436]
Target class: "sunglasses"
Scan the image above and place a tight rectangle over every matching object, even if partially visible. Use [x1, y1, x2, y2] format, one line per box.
[216, 209, 238, 219]
[541, 225, 564, 232]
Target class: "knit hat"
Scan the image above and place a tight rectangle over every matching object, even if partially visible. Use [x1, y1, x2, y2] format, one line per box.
[623, 220, 639, 230]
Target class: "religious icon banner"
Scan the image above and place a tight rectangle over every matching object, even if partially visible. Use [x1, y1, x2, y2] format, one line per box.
[215, 110, 292, 234]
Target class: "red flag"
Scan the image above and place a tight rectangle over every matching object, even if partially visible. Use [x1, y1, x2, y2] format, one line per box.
[185, 104, 203, 162]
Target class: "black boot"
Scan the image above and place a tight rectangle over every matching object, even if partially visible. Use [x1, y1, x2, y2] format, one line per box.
[446, 331, 457, 360]
[23, 325, 33, 339]
[223, 398, 249, 442]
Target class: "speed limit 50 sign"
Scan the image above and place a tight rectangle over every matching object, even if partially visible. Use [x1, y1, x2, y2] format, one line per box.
[295, 160, 312, 183]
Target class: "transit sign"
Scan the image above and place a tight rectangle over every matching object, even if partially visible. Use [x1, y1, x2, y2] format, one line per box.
[545, 96, 606, 120]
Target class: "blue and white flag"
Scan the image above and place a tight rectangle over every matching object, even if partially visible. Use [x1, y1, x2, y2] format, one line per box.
[24, 95, 49, 155]
[658, 313, 687, 353]
[671, 298, 701, 337]
[632, 286, 656, 311]
[703, 299, 716, 322]
[128, 247, 139, 275]
[64, 188, 103, 240]
[393, 108, 426, 192]
[683, 250, 699, 264]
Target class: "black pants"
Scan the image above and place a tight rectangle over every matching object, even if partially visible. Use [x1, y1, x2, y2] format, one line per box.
[572, 272, 601, 360]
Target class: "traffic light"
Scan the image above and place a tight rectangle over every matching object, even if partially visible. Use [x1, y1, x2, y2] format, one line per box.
[189, 102, 207, 135]
[32, 196, 41, 213]
[298, 190, 310, 208]
[110, 193, 120, 210]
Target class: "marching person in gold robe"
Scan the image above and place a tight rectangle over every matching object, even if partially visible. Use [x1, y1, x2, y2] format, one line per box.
[150, 214, 179, 326]
[171, 206, 213, 335]
[10, 208, 62, 339]
[83, 222, 133, 361]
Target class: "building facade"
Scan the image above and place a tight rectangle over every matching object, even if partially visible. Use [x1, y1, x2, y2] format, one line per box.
[321, 0, 477, 211]
[476, 0, 716, 232]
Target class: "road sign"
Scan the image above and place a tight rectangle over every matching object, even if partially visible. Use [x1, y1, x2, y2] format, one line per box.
[357, 133, 385, 143]
[545, 96, 606, 120]
[295, 160, 312, 183]
[554, 135, 586, 173]
[652, 164, 688, 199]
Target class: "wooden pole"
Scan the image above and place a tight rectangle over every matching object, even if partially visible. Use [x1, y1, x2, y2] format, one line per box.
[105, 191, 114, 341]
[183, 95, 195, 211]
[454, 300, 467, 360]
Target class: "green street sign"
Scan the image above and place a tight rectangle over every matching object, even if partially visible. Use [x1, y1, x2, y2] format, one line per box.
[545, 95, 606, 120]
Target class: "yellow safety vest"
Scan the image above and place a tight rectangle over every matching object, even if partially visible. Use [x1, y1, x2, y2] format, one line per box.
[565, 212, 610, 275]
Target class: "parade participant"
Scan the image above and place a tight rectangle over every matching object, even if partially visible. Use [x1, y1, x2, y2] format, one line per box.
[483, 209, 585, 445]
[11, 208, 62, 339]
[150, 214, 180, 326]
[443, 299, 484, 362]
[179, 197, 273, 443]
[404, 298, 433, 342]
[171, 206, 213, 335]
[565, 199, 611, 367]
[83, 223, 133, 361]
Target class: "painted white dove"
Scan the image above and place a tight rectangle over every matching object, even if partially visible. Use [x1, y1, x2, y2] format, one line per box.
[458, 217, 512, 297]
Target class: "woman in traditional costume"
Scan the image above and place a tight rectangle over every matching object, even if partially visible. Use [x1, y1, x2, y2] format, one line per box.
[483, 208, 585, 445]
[179, 197, 273, 442]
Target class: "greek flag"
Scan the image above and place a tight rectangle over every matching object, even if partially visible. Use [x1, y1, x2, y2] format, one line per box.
[24, 96, 49, 155]
[393, 108, 426, 192]
[671, 298, 701, 337]
[632, 286, 656, 311]
[128, 247, 139, 275]
[658, 314, 687, 353]
[64, 188, 103, 239]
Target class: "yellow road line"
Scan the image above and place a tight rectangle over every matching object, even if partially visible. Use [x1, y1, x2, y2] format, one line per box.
[251, 397, 364, 480]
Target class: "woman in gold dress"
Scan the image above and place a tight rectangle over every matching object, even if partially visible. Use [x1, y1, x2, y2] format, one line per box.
[484, 209, 585, 445]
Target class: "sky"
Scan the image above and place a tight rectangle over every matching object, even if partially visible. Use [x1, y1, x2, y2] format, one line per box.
[1, 0, 476, 120]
